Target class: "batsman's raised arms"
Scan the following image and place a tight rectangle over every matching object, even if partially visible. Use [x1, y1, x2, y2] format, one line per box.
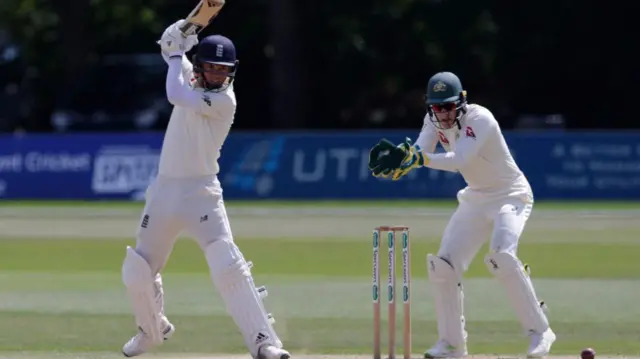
[179, 0, 226, 37]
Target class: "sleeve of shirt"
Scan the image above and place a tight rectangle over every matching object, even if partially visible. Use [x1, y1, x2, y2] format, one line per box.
[422, 109, 497, 172]
[415, 115, 438, 153]
[165, 56, 234, 118]
[161, 52, 194, 80]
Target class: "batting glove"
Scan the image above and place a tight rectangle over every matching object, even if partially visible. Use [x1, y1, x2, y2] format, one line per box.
[167, 20, 199, 51]
[157, 20, 198, 57]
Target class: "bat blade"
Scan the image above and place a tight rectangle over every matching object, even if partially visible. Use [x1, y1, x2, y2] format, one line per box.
[179, 0, 226, 37]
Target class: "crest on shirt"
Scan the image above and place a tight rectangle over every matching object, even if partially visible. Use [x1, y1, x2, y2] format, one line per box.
[202, 95, 212, 106]
[465, 126, 476, 139]
[437, 131, 449, 144]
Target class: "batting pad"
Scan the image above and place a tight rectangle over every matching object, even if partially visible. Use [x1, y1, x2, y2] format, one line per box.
[205, 240, 282, 357]
[121, 246, 164, 344]
[484, 252, 549, 334]
[426, 254, 467, 347]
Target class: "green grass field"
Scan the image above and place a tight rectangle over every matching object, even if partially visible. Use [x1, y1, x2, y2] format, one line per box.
[0, 200, 638, 359]
[1, 199, 639, 209]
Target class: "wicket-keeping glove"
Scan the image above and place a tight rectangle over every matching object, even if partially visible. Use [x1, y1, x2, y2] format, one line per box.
[391, 142, 429, 181]
[368, 138, 408, 177]
[369, 138, 421, 178]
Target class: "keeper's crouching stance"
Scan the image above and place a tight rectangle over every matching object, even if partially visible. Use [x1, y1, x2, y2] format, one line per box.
[121, 19, 290, 359]
[368, 72, 555, 358]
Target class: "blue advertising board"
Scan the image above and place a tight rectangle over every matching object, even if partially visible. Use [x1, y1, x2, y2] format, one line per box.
[0, 131, 638, 200]
[0, 133, 162, 200]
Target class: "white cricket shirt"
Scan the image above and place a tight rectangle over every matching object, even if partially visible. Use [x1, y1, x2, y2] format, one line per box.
[158, 55, 236, 179]
[415, 104, 533, 203]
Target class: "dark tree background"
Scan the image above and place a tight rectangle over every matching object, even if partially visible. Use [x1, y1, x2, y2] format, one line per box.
[0, 0, 635, 132]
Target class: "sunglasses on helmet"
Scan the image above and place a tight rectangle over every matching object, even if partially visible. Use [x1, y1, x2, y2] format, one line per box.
[430, 103, 457, 112]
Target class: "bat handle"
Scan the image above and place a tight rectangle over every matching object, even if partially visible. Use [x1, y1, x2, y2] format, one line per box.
[179, 23, 192, 38]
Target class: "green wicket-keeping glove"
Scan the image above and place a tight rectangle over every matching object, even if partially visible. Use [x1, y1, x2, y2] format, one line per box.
[391, 143, 429, 181]
[368, 138, 412, 177]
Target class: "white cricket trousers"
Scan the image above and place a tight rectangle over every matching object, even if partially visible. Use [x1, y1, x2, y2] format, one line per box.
[133, 175, 233, 275]
[126, 175, 285, 356]
[437, 196, 533, 272]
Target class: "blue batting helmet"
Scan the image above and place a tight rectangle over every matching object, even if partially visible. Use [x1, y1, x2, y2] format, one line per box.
[192, 35, 239, 91]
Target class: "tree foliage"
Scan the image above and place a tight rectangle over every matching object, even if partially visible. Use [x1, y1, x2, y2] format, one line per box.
[0, 0, 631, 130]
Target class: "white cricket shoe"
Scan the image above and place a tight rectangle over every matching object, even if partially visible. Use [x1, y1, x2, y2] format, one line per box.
[424, 339, 467, 358]
[257, 344, 291, 359]
[527, 328, 556, 358]
[122, 320, 175, 357]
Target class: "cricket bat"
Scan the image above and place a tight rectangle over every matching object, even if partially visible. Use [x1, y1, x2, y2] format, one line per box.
[179, 0, 226, 37]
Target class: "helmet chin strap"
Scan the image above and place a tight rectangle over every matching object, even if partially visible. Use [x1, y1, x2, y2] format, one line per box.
[195, 71, 234, 92]
[430, 106, 466, 131]
[427, 90, 468, 131]
[455, 105, 467, 130]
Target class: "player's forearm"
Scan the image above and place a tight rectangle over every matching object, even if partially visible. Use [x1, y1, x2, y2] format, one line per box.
[422, 151, 462, 172]
[163, 53, 194, 76]
[420, 134, 483, 172]
[181, 55, 194, 79]
[165, 56, 191, 106]
[415, 133, 437, 153]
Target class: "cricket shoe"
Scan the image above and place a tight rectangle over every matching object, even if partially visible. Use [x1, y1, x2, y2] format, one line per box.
[257, 345, 291, 359]
[122, 320, 175, 357]
[527, 328, 556, 358]
[424, 339, 467, 358]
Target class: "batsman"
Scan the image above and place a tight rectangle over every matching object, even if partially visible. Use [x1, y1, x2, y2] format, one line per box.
[120, 19, 291, 359]
[368, 72, 555, 358]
